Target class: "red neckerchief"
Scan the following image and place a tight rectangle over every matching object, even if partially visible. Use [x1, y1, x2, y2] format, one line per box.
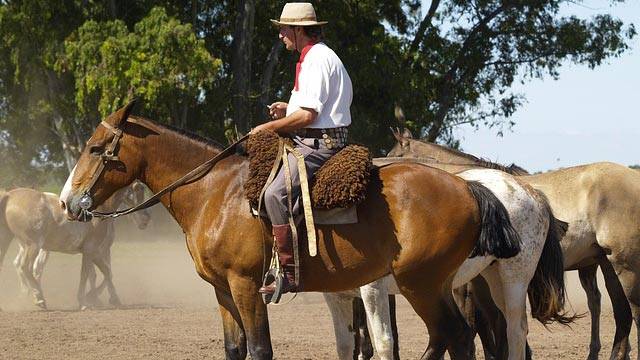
[294, 41, 317, 91]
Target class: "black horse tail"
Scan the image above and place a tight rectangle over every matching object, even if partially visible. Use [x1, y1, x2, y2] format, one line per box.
[466, 181, 521, 259]
[527, 190, 576, 325]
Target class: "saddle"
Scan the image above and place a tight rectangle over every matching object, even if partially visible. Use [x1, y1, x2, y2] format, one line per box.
[244, 129, 372, 223]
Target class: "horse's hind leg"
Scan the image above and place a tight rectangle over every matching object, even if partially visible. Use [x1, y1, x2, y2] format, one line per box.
[323, 292, 357, 360]
[13, 244, 30, 293]
[482, 268, 528, 360]
[215, 288, 248, 360]
[32, 249, 48, 283]
[606, 255, 639, 360]
[16, 245, 46, 309]
[397, 280, 474, 360]
[0, 234, 11, 277]
[599, 258, 632, 360]
[360, 280, 394, 360]
[578, 263, 602, 360]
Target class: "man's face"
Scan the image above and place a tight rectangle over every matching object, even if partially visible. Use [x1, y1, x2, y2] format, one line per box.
[279, 26, 297, 51]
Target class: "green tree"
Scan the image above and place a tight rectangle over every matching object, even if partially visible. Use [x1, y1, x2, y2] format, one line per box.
[59, 7, 221, 128]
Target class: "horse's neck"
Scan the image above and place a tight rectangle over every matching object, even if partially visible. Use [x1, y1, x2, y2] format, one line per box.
[136, 125, 235, 231]
[412, 140, 479, 164]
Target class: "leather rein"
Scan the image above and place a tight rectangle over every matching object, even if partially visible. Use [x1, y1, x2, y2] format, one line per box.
[79, 120, 248, 219]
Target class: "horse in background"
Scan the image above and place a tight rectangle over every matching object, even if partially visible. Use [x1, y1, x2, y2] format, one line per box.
[0, 181, 150, 309]
[386, 128, 637, 360]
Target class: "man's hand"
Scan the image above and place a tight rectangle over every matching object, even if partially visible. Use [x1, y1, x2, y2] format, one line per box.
[268, 102, 288, 119]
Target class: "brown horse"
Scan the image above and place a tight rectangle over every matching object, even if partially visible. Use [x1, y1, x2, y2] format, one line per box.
[59, 102, 521, 359]
[388, 129, 637, 360]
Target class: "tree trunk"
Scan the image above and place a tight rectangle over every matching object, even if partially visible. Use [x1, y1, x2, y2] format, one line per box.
[52, 117, 82, 172]
[109, 0, 117, 19]
[44, 69, 84, 172]
[259, 40, 283, 110]
[231, 0, 255, 133]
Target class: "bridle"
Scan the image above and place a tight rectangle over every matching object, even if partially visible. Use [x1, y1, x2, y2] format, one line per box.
[76, 120, 248, 220]
[76, 120, 124, 219]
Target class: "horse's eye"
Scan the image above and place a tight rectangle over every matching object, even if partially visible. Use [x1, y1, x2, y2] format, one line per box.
[89, 145, 104, 155]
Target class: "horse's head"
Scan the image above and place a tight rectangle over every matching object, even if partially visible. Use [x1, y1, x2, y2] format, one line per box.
[60, 100, 143, 221]
[387, 127, 415, 157]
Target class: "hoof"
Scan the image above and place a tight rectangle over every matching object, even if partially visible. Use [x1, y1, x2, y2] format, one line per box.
[79, 305, 89, 311]
[35, 300, 47, 310]
[109, 298, 122, 308]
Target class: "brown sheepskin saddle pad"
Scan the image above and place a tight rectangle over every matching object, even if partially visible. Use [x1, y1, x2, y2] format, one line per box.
[244, 130, 372, 211]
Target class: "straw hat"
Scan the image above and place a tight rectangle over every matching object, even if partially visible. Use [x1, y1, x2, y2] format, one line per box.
[271, 3, 328, 27]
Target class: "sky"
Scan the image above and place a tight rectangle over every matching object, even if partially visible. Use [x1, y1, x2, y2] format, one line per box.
[422, 1, 639, 173]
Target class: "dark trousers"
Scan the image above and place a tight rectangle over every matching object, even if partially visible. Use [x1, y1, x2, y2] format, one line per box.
[264, 136, 337, 225]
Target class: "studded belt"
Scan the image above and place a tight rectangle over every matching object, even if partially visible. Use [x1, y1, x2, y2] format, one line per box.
[294, 127, 348, 149]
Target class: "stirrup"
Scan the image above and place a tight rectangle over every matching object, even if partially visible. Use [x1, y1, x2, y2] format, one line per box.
[261, 268, 283, 305]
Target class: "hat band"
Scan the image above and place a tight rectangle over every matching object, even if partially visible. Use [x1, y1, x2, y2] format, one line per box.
[279, 16, 318, 22]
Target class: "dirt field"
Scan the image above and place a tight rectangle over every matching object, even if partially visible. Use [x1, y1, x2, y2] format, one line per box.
[0, 210, 636, 359]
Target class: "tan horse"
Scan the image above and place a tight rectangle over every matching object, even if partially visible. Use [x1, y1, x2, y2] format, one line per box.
[59, 102, 522, 359]
[0, 183, 149, 309]
[388, 129, 638, 360]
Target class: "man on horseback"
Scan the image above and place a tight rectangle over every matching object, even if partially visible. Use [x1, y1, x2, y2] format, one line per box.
[254, 2, 353, 296]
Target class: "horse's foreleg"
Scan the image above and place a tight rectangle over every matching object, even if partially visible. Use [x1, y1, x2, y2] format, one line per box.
[599, 258, 632, 360]
[215, 288, 248, 360]
[77, 255, 92, 309]
[323, 292, 357, 360]
[360, 280, 394, 360]
[578, 263, 602, 360]
[91, 253, 121, 307]
[228, 274, 272, 359]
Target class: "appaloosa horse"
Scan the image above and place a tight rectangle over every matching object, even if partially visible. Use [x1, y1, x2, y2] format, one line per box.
[0, 183, 149, 309]
[60, 102, 522, 359]
[325, 163, 571, 360]
[387, 129, 638, 360]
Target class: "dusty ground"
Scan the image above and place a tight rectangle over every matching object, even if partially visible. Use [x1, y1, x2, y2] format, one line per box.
[0, 209, 636, 359]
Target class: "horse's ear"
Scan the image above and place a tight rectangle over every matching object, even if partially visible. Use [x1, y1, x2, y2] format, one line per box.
[390, 127, 402, 142]
[107, 98, 137, 128]
[402, 128, 414, 139]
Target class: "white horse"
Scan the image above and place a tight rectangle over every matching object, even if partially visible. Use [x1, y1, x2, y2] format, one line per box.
[0, 182, 150, 309]
[324, 168, 569, 360]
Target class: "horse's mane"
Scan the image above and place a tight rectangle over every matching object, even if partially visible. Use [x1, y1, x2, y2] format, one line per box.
[408, 138, 529, 175]
[129, 116, 226, 150]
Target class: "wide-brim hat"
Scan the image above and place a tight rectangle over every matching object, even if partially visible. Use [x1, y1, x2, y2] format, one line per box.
[270, 2, 328, 27]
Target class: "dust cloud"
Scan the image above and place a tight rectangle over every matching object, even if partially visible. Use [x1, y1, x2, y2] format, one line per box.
[0, 206, 215, 311]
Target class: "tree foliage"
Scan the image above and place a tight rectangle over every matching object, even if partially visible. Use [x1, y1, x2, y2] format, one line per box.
[59, 7, 221, 127]
[0, 0, 636, 189]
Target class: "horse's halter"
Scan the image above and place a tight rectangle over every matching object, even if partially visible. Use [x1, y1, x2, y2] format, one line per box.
[77, 120, 124, 216]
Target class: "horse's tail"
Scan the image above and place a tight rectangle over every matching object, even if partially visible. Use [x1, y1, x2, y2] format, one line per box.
[466, 181, 521, 258]
[527, 190, 576, 325]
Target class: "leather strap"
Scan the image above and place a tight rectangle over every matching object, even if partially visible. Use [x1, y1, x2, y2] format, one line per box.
[90, 134, 249, 218]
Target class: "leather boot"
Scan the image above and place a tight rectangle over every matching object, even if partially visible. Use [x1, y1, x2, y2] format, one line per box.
[259, 224, 299, 295]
